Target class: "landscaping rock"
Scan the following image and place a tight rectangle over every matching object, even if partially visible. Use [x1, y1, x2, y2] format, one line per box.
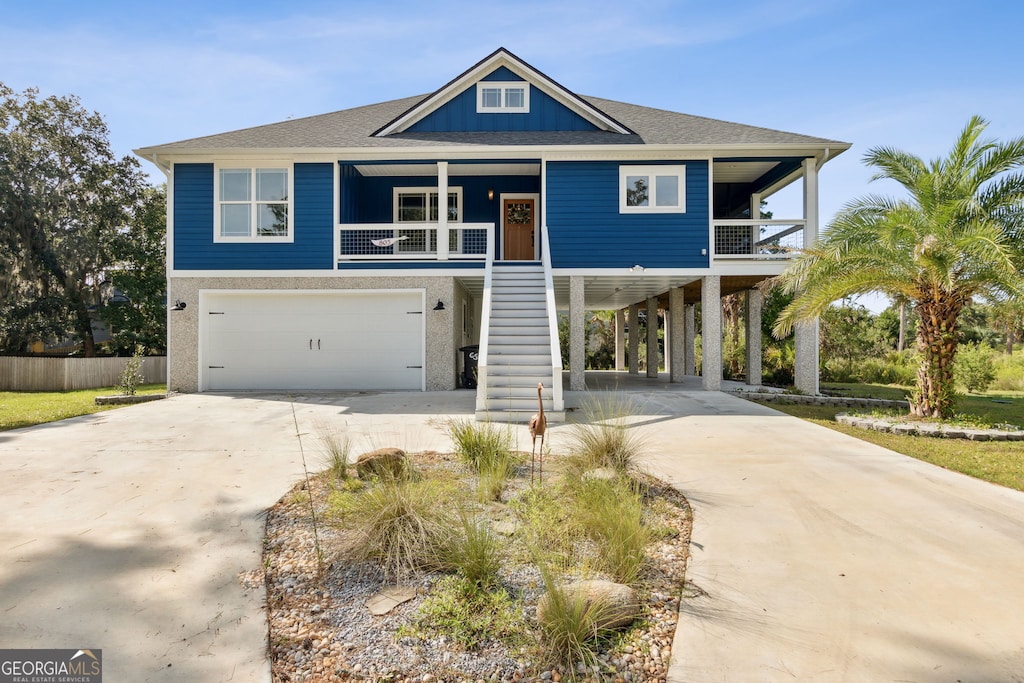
[356, 448, 408, 479]
[582, 467, 619, 482]
[536, 580, 640, 631]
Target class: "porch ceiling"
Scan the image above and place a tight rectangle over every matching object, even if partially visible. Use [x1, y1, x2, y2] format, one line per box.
[552, 274, 776, 310]
[355, 163, 540, 176]
[712, 160, 778, 183]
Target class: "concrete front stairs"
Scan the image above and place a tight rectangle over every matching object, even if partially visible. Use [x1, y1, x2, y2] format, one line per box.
[475, 262, 564, 423]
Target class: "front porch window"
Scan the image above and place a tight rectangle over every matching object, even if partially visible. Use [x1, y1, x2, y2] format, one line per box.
[393, 187, 462, 252]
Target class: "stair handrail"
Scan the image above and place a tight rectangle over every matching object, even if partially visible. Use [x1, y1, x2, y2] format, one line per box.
[474, 227, 496, 413]
[540, 224, 564, 412]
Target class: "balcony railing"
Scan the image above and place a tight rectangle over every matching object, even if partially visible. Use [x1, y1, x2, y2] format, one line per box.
[713, 219, 807, 260]
[338, 223, 493, 260]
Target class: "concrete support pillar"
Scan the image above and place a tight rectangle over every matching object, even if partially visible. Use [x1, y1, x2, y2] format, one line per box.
[669, 287, 686, 382]
[745, 288, 763, 387]
[628, 303, 640, 375]
[701, 276, 722, 391]
[795, 320, 820, 395]
[569, 276, 586, 391]
[684, 304, 696, 376]
[614, 309, 625, 371]
[663, 309, 672, 375]
[795, 156, 821, 395]
[646, 296, 659, 378]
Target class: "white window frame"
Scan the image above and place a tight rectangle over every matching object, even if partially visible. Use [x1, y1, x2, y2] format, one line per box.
[475, 82, 530, 113]
[392, 186, 464, 254]
[214, 163, 294, 243]
[619, 165, 687, 214]
[392, 186, 463, 224]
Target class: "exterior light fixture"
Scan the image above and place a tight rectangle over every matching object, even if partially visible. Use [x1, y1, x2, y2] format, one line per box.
[170, 299, 187, 311]
[433, 300, 446, 311]
[487, 188, 494, 201]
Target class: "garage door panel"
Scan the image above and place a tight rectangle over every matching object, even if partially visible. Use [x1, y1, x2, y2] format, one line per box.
[203, 291, 424, 391]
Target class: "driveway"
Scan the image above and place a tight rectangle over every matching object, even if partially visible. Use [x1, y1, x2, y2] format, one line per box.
[2, 388, 1023, 682]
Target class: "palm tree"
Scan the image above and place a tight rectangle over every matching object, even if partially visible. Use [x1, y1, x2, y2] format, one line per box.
[774, 116, 1024, 417]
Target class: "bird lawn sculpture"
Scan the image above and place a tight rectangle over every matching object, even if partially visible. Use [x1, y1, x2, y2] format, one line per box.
[529, 383, 547, 485]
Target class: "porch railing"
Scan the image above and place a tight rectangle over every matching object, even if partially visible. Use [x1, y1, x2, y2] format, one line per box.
[713, 219, 807, 260]
[338, 223, 493, 260]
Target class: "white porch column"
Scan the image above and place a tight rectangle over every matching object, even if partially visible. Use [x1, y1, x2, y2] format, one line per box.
[628, 303, 640, 375]
[684, 304, 696, 376]
[795, 158, 820, 394]
[615, 309, 625, 371]
[750, 191, 762, 252]
[745, 288, 763, 387]
[669, 287, 686, 382]
[569, 276, 586, 391]
[436, 161, 449, 260]
[646, 296, 659, 378]
[701, 276, 722, 391]
[663, 309, 672, 375]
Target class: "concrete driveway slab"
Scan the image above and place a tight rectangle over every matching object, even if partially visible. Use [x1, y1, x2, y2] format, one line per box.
[0, 391, 469, 682]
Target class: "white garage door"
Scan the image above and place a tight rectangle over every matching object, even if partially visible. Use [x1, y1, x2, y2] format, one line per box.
[201, 291, 425, 391]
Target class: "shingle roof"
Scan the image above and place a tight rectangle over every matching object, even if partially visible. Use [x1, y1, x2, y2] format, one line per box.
[136, 94, 847, 154]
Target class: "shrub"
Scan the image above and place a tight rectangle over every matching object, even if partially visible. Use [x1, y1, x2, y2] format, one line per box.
[328, 476, 458, 579]
[566, 393, 646, 473]
[857, 351, 918, 385]
[573, 476, 650, 584]
[990, 353, 1024, 392]
[117, 348, 145, 396]
[955, 342, 996, 394]
[408, 575, 526, 650]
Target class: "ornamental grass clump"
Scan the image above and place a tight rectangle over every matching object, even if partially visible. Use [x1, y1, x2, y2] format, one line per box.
[328, 475, 458, 580]
[566, 392, 647, 473]
[314, 420, 350, 480]
[444, 514, 504, 591]
[573, 476, 651, 585]
[535, 565, 616, 679]
[448, 418, 520, 501]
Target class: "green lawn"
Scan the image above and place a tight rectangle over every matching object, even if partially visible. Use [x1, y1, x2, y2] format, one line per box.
[0, 384, 167, 432]
[762, 383, 1024, 492]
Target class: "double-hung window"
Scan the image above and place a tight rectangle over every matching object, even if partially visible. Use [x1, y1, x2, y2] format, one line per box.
[215, 165, 292, 241]
[619, 165, 686, 213]
[393, 187, 463, 253]
[476, 82, 530, 113]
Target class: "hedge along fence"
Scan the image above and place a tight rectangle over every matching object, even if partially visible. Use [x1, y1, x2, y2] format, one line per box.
[0, 356, 167, 392]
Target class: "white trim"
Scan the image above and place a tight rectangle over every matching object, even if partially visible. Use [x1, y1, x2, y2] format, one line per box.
[499, 193, 540, 261]
[707, 158, 715, 261]
[169, 268, 485, 278]
[476, 82, 530, 113]
[333, 162, 341, 270]
[619, 165, 686, 213]
[213, 162, 295, 243]
[198, 288, 427, 392]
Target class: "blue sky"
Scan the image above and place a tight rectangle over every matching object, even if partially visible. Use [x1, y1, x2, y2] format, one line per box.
[3, 0, 1022, 308]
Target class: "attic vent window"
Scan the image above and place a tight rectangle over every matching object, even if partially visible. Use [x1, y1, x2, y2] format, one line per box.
[476, 82, 529, 113]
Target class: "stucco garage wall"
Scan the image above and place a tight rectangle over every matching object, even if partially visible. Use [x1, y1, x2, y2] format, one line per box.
[168, 276, 457, 392]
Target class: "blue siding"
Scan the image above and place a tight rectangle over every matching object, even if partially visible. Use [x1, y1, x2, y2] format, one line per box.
[406, 84, 599, 133]
[173, 162, 335, 270]
[481, 66, 524, 81]
[546, 161, 710, 269]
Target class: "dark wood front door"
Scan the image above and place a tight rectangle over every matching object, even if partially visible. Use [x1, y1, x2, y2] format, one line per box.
[503, 197, 536, 260]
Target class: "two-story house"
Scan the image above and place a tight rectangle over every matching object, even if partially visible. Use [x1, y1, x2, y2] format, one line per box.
[135, 48, 849, 421]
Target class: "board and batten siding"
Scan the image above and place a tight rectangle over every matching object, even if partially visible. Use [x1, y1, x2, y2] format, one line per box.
[545, 160, 710, 269]
[173, 162, 335, 270]
[406, 67, 599, 133]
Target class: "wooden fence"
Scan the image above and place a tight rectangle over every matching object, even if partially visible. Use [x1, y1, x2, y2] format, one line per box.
[0, 356, 167, 392]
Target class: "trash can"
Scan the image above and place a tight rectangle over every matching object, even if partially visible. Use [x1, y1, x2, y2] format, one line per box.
[459, 345, 479, 389]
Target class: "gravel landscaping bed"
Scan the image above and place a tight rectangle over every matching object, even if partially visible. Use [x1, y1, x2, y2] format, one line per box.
[252, 451, 692, 683]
